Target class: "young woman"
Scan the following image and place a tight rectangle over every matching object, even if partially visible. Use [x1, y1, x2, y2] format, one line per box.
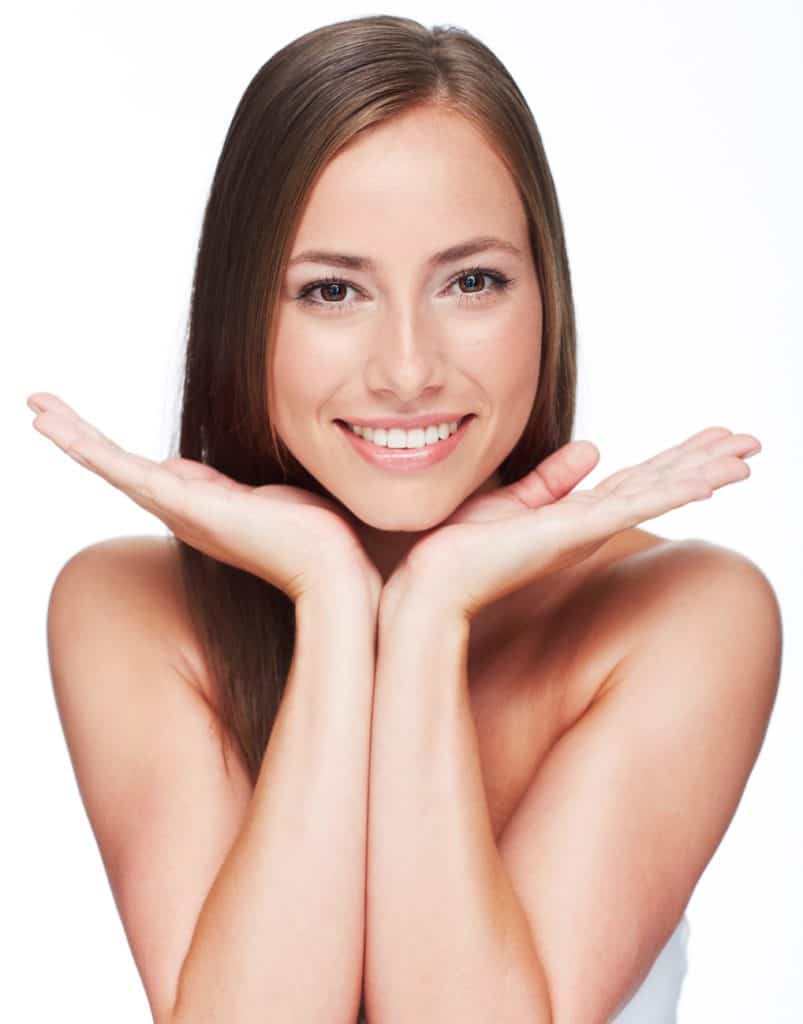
[31, 15, 781, 1024]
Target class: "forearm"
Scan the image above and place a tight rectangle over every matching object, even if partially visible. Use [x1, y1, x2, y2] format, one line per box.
[364, 591, 552, 1022]
[171, 582, 377, 1024]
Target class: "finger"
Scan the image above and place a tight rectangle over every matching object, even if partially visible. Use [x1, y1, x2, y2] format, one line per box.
[611, 434, 760, 499]
[661, 432, 761, 473]
[665, 451, 753, 498]
[644, 426, 734, 465]
[592, 427, 754, 496]
[29, 392, 123, 460]
[649, 426, 735, 461]
[697, 453, 753, 489]
[31, 405, 136, 474]
[30, 395, 248, 491]
[640, 426, 760, 473]
[506, 440, 600, 509]
[29, 395, 213, 518]
[602, 452, 753, 538]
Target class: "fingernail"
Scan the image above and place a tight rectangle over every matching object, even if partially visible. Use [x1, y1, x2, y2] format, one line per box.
[28, 397, 45, 413]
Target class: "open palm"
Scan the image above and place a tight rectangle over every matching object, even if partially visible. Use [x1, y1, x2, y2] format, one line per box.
[28, 392, 380, 601]
[395, 427, 761, 618]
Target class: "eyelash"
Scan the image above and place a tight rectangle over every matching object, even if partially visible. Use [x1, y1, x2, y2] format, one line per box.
[295, 266, 515, 314]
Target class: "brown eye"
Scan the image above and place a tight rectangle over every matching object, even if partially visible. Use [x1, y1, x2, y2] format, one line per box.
[458, 271, 486, 294]
[296, 275, 361, 313]
[296, 266, 514, 315]
[451, 267, 514, 307]
[319, 282, 348, 302]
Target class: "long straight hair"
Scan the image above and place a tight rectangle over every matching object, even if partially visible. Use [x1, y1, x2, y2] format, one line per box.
[168, 14, 577, 786]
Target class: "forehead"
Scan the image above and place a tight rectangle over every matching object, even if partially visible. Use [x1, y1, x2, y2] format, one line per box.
[290, 107, 527, 259]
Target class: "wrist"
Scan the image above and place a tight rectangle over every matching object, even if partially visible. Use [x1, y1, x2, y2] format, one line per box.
[376, 575, 470, 703]
[297, 575, 380, 621]
[294, 549, 382, 612]
[378, 567, 469, 639]
[289, 573, 379, 709]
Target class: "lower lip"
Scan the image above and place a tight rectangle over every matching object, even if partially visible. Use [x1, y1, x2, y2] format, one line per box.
[335, 416, 475, 471]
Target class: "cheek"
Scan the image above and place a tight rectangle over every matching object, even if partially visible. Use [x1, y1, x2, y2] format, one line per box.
[271, 327, 344, 431]
[270, 343, 302, 438]
[509, 333, 541, 413]
[473, 312, 541, 416]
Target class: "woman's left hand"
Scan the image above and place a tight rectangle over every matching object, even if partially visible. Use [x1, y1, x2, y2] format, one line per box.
[382, 426, 761, 621]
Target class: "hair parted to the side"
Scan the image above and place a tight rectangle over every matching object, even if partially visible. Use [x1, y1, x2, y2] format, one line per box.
[167, 13, 577, 790]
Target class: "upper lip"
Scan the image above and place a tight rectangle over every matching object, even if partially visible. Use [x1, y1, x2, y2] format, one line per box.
[337, 412, 473, 430]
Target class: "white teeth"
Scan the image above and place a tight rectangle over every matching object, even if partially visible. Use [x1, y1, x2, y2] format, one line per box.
[346, 419, 463, 449]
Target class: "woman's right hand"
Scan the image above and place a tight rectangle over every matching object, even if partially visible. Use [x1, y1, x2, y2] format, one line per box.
[27, 392, 381, 606]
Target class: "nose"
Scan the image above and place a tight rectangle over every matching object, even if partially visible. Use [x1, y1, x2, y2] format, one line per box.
[364, 305, 447, 404]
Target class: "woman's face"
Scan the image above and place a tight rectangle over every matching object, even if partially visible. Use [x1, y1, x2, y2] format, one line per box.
[272, 105, 542, 533]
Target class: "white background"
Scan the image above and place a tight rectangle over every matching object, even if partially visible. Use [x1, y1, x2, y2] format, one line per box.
[6, 1, 801, 1020]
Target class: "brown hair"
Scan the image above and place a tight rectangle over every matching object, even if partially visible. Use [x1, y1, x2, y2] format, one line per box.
[168, 14, 577, 787]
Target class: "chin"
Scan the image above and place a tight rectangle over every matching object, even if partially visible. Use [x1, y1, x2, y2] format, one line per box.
[338, 492, 459, 534]
[366, 512, 446, 533]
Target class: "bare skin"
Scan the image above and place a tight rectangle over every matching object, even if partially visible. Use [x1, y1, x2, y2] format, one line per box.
[98, 522, 670, 841]
[29, 102, 779, 1020]
[29, 390, 778, 1021]
[28, 378, 764, 852]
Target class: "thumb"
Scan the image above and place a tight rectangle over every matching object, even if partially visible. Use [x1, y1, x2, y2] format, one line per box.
[506, 440, 600, 510]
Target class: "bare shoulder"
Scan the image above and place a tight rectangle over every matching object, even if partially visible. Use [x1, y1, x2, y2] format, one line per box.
[595, 534, 783, 693]
[49, 532, 208, 695]
[495, 535, 783, 1022]
[46, 533, 254, 1023]
[547, 531, 783, 722]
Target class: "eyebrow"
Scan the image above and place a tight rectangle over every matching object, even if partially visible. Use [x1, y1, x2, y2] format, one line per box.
[286, 235, 524, 271]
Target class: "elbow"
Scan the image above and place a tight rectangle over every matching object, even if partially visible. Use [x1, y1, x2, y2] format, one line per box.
[151, 984, 182, 1024]
[151, 1002, 177, 1024]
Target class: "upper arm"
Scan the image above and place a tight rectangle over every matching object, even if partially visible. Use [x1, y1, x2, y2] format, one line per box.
[46, 538, 255, 1024]
[496, 543, 783, 1023]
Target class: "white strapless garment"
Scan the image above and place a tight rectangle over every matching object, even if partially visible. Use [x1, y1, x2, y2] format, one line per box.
[610, 913, 690, 1023]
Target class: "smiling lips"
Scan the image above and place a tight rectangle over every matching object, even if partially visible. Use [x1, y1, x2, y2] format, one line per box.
[336, 414, 475, 470]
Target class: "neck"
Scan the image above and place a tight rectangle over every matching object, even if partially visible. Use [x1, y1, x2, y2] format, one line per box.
[351, 522, 433, 585]
[344, 469, 503, 585]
